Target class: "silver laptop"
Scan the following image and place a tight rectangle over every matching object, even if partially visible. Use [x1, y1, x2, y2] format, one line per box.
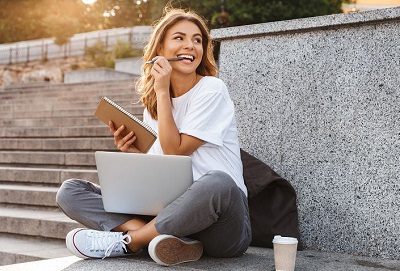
[95, 151, 193, 216]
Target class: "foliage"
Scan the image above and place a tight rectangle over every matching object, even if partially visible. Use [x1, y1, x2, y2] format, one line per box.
[0, 0, 344, 44]
[113, 39, 142, 59]
[0, 0, 164, 44]
[0, 0, 47, 43]
[85, 40, 115, 68]
[84, 39, 143, 68]
[175, 0, 344, 28]
[43, 15, 80, 45]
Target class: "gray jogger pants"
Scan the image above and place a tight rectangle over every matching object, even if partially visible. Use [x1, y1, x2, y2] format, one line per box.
[56, 170, 252, 257]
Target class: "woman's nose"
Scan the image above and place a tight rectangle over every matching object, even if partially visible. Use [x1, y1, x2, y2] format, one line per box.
[183, 39, 194, 50]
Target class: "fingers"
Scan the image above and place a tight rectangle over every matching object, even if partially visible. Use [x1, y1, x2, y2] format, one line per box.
[152, 65, 161, 74]
[153, 56, 167, 66]
[152, 57, 171, 73]
[150, 62, 160, 77]
[119, 133, 137, 152]
[154, 58, 167, 69]
[150, 56, 172, 93]
[109, 121, 116, 132]
[117, 130, 133, 148]
[109, 123, 138, 152]
[116, 130, 137, 150]
[150, 56, 160, 63]
[151, 64, 171, 78]
[113, 124, 125, 138]
[112, 124, 125, 146]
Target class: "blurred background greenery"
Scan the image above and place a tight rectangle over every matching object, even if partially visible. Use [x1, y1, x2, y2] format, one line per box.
[0, 0, 344, 45]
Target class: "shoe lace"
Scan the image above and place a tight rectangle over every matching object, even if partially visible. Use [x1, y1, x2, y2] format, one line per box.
[87, 231, 132, 259]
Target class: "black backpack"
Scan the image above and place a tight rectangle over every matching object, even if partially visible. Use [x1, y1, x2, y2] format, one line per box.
[241, 149, 302, 249]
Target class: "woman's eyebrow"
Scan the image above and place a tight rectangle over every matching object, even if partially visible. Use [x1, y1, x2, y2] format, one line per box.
[172, 32, 202, 37]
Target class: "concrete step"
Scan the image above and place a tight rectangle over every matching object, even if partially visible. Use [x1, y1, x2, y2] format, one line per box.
[0, 105, 144, 119]
[0, 166, 98, 185]
[0, 205, 80, 239]
[0, 116, 104, 128]
[0, 138, 114, 151]
[0, 127, 66, 138]
[0, 151, 96, 166]
[0, 93, 139, 106]
[0, 98, 142, 114]
[2, 79, 133, 90]
[0, 80, 137, 99]
[0, 125, 140, 138]
[2, 246, 400, 271]
[0, 233, 71, 266]
[2, 93, 139, 107]
[0, 184, 59, 207]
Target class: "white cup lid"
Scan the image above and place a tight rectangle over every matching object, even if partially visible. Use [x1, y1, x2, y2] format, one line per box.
[273, 235, 298, 245]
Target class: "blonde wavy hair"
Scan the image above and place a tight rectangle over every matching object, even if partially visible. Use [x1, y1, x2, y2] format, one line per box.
[136, 8, 218, 120]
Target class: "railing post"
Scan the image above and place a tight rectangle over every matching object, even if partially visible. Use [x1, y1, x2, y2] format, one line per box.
[41, 40, 44, 61]
[84, 37, 87, 54]
[42, 43, 48, 61]
[0, 28, 148, 65]
[9, 47, 12, 64]
[15, 44, 18, 63]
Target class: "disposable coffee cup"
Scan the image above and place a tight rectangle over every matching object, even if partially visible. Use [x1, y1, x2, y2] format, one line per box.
[273, 235, 298, 271]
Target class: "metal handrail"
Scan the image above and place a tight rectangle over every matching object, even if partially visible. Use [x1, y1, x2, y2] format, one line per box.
[0, 26, 152, 65]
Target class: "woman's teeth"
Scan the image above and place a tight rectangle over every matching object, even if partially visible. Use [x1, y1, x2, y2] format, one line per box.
[177, 55, 194, 61]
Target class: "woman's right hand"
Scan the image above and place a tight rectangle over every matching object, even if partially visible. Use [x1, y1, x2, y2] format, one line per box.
[150, 56, 172, 97]
[109, 121, 141, 153]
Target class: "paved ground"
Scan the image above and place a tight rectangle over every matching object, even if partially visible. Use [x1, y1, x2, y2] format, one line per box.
[1, 247, 399, 271]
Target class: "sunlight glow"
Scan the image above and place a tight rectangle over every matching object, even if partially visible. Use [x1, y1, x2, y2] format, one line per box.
[82, 0, 97, 5]
[136, 0, 148, 5]
[103, 10, 116, 17]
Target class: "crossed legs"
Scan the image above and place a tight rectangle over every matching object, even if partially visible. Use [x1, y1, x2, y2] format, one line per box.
[56, 170, 251, 257]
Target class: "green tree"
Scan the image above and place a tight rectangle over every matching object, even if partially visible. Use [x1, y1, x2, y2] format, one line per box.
[176, 0, 344, 28]
[0, 0, 165, 44]
[84, 40, 115, 68]
[113, 39, 142, 59]
[0, 0, 47, 43]
[0, 0, 344, 44]
[43, 15, 80, 45]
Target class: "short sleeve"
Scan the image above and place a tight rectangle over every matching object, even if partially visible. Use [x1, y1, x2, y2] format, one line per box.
[142, 108, 158, 133]
[143, 108, 149, 123]
[179, 90, 234, 146]
[142, 108, 152, 128]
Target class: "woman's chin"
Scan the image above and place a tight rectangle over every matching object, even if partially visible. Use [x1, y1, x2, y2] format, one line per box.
[172, 66, 198, 75]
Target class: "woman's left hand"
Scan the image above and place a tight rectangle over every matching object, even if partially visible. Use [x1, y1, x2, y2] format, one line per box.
[150, 56, 172, 96]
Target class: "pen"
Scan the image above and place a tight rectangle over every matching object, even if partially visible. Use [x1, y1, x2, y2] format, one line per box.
[145, 56, 185, 64]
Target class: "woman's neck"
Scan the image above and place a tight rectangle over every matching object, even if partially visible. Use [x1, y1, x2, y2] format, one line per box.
[170, 72, 199, 98]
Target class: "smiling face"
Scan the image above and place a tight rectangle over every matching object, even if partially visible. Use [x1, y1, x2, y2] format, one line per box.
[158, 20, 204, 75]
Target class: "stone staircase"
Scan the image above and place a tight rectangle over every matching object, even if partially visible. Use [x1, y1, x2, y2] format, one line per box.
[0, 80, 143, 266]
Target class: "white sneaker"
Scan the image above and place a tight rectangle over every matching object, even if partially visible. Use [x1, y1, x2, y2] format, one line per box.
[66, 228, 132, 259]
[148, 235, 203, 266]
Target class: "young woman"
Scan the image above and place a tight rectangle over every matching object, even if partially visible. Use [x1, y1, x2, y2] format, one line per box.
[56, 8, 251, 266]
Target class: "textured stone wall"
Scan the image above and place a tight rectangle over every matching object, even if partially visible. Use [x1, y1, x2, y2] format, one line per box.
[0, 57, 94, 89]
[212, 7, 400, 259]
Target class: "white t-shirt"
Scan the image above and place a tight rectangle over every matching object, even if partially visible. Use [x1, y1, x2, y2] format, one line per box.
[143, 76, 247, 197]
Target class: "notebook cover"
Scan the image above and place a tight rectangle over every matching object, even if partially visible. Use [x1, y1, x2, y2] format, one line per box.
[94, 97, 157, 153]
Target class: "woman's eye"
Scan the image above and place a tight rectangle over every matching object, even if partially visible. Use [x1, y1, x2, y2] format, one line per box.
[174, 36, 183, 40]
[194, 39, 202, 43]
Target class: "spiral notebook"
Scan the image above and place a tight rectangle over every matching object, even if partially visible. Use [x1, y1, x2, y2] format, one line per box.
[94, 97, 157, 153]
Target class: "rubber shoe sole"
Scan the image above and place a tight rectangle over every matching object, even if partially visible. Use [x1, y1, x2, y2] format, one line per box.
[148, 235, 203, 266]
[66, 228, 91, 259]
